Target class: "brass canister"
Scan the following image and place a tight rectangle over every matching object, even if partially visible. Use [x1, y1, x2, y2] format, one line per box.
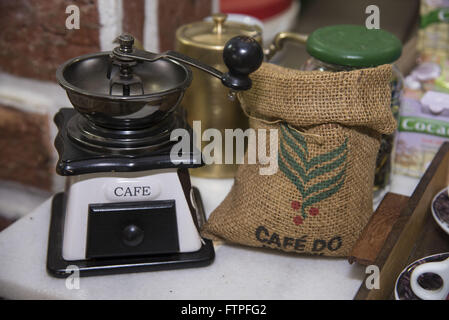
[175, 13, 262, 178]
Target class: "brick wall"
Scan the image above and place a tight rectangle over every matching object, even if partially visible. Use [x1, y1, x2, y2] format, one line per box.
[0, 0, 212, 219]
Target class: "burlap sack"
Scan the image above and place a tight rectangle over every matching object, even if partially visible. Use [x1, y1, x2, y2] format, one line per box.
[201, 62, 397, 257]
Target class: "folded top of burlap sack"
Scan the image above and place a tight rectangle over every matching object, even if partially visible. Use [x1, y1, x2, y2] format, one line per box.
[239, 62, 396, 135]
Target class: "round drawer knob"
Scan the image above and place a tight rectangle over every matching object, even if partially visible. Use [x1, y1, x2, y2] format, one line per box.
[122, 224, 144, 247]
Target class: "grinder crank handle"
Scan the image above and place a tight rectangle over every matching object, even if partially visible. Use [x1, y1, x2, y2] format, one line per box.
[164, 36, 263, 91]
[113, 34, 263, 91]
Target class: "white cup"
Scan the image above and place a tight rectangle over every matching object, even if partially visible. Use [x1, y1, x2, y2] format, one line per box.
[410, 257, 449, 300]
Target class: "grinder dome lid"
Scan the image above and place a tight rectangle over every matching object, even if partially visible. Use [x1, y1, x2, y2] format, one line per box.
[56, 51, 192, 100]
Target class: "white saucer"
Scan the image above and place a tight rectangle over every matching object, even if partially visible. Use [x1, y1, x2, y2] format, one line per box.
[395, 252, 449, 300]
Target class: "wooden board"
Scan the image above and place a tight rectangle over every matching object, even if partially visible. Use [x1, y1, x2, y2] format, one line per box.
[353, 142, 449, 300]
[349, 193, 410, 266]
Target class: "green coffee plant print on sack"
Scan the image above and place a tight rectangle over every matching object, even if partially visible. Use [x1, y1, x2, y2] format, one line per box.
[278, 124, 348, 225]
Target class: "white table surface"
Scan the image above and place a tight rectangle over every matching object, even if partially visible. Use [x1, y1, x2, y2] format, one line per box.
[0, 174, 419, 300]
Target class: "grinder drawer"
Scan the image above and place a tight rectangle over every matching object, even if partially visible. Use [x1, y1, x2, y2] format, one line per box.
[86, 200, 179, 259]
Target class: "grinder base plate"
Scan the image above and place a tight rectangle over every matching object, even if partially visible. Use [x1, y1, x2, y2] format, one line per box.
[46, 188, 214, 278]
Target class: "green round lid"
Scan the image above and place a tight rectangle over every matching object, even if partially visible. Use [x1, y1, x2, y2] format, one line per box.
[306, 25, 402, 68]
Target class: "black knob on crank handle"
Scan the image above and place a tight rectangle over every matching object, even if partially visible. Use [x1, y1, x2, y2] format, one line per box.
[221, 36, 264, 91]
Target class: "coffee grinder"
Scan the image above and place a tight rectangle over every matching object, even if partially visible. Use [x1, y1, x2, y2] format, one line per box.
[46, 34, 263, 277]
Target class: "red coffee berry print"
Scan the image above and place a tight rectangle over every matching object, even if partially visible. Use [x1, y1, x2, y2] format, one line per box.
[309, 207, 319, 216]
[293, 215, 303, 226]
[291, 201, 301, 211]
